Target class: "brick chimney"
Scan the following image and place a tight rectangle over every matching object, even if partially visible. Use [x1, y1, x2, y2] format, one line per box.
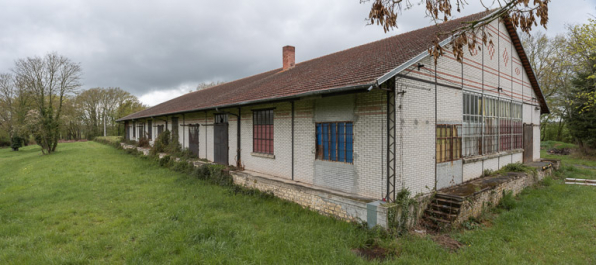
[282, 45, 295, 71]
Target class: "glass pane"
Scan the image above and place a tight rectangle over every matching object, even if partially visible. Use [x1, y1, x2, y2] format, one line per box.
[338, 123, 345, 162]
[316, 124, 322, 159]
[346, 123, 353, 163]
[323, 124, 329, 160]
[330, 124, 336, 161]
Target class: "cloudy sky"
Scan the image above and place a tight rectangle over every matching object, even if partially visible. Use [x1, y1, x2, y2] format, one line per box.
[1, 0, 594, 106]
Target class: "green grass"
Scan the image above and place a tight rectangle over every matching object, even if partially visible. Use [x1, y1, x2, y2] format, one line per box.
[542, 140, 596, 170]
[541, 140, 578, 150]
[1, 141, 596, 264]
[0, 142, 371, 264]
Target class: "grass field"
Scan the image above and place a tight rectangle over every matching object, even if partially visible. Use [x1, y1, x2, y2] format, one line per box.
[1, 141, 595, 264]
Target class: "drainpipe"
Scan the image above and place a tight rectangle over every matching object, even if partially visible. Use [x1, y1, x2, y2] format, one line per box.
[237, 107, 241, 168]
[182, 114, 186, 148]
[291, 101, 295, 180]
[434, 61, 438, 190]
[205, 111, 208, 159]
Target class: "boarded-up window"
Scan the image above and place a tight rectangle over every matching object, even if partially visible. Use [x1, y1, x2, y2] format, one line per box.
[253, 109, 273, 154]
[436, 124, 462, 163]
[316, 122, 353, 163]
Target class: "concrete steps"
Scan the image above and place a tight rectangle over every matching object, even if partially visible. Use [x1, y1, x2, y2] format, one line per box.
[422, 193, 463, 230]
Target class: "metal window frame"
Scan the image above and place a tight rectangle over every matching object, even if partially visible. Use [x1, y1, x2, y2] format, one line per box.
[463, 92, 483, 157]
[436, 124, 462, 163]
[463, 91, 525, 157]
[315, 121, 354, 164]
[252, 109, 274, 155]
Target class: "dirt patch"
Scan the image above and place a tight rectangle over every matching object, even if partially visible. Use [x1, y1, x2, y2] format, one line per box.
[352, 246, 394, 262]
[432, 234, 463, 252]
[548, 148, 571, 155]
[58, 139, 88, 143]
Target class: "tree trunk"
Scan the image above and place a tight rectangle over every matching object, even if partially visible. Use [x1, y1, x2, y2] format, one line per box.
[103, 110, 107, 137]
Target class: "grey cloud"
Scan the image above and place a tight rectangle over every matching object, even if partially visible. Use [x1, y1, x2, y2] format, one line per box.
[0, 0, 594, 105]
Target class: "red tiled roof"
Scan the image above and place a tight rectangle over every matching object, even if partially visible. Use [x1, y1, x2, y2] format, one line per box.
[119, 10, 545, 121]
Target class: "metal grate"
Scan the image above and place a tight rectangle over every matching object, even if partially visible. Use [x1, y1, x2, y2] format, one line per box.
[252, 109, 274, 154]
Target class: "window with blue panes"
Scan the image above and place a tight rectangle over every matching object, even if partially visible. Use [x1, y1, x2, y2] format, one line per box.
[316, 122, 353, 163]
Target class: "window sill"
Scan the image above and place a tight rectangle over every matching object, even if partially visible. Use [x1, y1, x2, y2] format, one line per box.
[315, 159, 354, 165]
[251, 152, 275, 159]
[462, 149, 524, 164]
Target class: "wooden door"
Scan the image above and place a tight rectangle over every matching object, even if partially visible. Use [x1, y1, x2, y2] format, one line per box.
[523, 124, 533, 163]
[214, 123, 229, 165]
[189, 125, 200, 158]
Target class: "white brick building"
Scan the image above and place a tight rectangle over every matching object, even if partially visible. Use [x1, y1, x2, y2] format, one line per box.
[118, 10, 548, 203]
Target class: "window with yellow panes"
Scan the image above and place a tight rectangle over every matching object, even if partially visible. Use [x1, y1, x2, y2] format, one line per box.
[436, 124, 462, 163]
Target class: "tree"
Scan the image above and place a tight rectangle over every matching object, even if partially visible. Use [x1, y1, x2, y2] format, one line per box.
[78, 87, 103, 139]
[363, 0, 550, 62]
[521, 32, 574, 141]
[100, 87, 138, 136]
[13, 53, 82, 154]
[567, 55, 596, 154]
[77, 87, 143, 139]
[0, 73, 31, 149]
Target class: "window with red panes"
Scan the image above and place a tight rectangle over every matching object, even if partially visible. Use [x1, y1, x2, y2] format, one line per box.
[253, 109, 274, 154]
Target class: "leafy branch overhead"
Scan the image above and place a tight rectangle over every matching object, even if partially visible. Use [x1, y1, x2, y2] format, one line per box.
[363, 0, 550, 63]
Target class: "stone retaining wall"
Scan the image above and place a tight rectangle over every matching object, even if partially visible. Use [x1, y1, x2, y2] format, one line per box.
[455, 160, 559, 224]
[119, 142, 394, 227]
[231, 170, 393, 227]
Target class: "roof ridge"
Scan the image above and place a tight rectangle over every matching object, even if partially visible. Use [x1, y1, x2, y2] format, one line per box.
[290, 10, 492, 69]
[118, 9, 506, 121]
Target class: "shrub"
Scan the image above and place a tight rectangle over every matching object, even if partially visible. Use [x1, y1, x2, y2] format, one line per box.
[150, 130, 170, 156]
[483, 169, 495, 177]
[137, 136, 150, 148]
[498, 162, 538, 179]
[125, 148, 142, 157]
[172, 159, 195, 175]
[179, 148, 198, 160]
[10, 136, 23, 151]
[165, 132, 181, 154]
[159, 155, 172, 167]
[194, 164, 233, 186]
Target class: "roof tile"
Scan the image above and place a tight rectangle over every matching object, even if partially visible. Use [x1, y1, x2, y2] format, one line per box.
[120, 10, 493, 120]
